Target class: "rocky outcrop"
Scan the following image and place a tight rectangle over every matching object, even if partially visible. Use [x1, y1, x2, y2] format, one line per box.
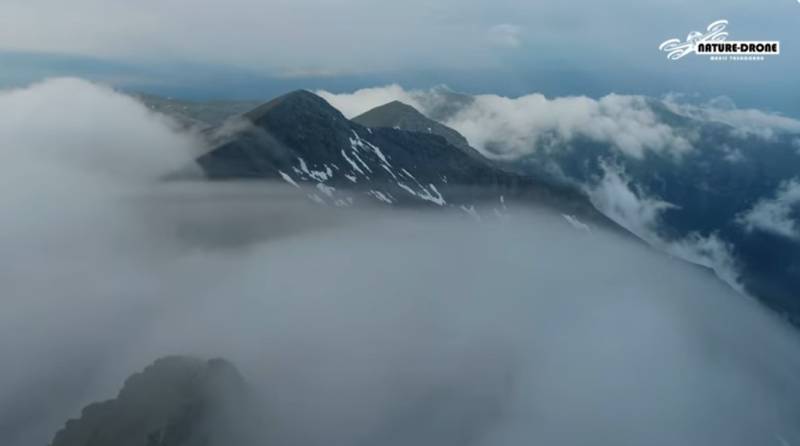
[50, 356, 257, 446]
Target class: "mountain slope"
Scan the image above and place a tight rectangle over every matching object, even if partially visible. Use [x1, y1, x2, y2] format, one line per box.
[352, 100, 480, 159]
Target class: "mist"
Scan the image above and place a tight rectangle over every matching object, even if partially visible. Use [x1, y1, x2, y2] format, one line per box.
[2, 79, 800, 446]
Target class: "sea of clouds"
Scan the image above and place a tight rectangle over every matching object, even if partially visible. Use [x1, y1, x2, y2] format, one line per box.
[2, 79, 800, 446]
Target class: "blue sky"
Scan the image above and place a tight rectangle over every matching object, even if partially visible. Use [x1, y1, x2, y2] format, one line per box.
[1, 0, 799, 115]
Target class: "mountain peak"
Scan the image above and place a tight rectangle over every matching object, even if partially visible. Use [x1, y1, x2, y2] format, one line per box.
[353, 100, 478, 157]
[245, 89, 344, 124]
[355, 100, 422, 121]
[383, 100, 420, 112]
[50, 356, 254, 446]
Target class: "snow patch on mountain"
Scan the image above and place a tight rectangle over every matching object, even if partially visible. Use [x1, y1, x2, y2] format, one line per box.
[316, 183, 336, 198]
[369, 190, 394, 204]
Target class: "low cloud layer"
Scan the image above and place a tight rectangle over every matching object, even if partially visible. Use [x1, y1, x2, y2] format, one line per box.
[0, 78, 202, 445]
[584, 162, 742, 291]
[2, 79, 800, 446]
[319, 85, 800, 159]
[664, 95, 800, 141]
[738, 178, 800, 241]
[446, 93, 694, 159]
[321, 86, 693, 159]
[585, 162, 676, 238]
[319, 85, 800, 292]
[0, 77, 197, 180]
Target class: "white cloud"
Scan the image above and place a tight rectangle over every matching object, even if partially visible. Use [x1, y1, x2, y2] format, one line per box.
[664, 96, 800, 140]
[319, 85, 694, 159]
[0, 77, 198, 184]
[487, 24, 523, 48]
[738, 178, 800, 241]
[0, 77, 200, 259]
[1, 180, 798, 446]
[446, 92, 692, 159]
[316, 84, 424, 119]
[585, 162, 676, 238]
[665, 232, 743, 294]
[720, 144, 746, 163]
[585, 162, 743, 291]
[323, 86, 800, 161]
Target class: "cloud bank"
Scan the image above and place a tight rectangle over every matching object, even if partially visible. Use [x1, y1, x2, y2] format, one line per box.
[323, 86, 694, 159]
[318, 84, 800, 292]
[319, 85, 800, 160]
[0, 77, 203, 446]
[1, 78, 800, 446]
[444, 93, 694, 159]
[664, 95, 800, 140]
[0, 77, 197, 180]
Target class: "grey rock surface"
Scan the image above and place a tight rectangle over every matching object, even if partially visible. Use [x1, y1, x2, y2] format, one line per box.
[50, 357, 256, 446]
